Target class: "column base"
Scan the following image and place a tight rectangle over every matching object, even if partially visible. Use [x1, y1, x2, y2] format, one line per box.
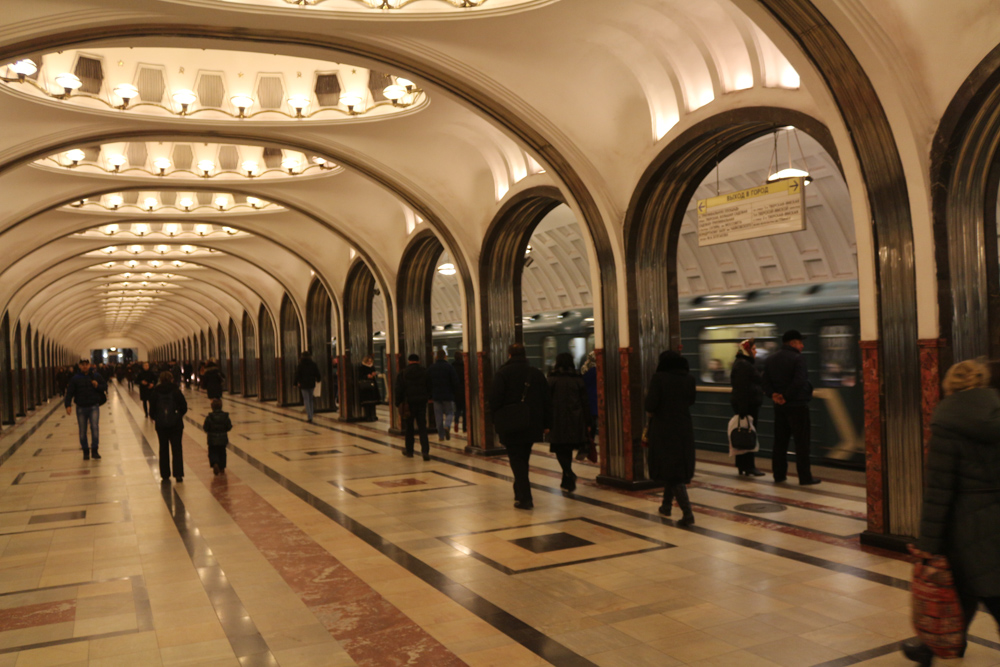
[860, 530, 912, 554]
[464, 444, 507, 456]
[595, 474, 665, 491]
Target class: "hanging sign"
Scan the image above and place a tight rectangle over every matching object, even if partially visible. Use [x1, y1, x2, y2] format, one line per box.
[696, 177, 805, 246]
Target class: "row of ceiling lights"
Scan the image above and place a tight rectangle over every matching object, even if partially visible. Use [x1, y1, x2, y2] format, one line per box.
[286, 0, 484, 7]
[74, 195, 270, 211]
[101, 244, 212, 254]
[98, 223, 239, 236]
[102, 260, 187, 268]
[5, 60, 418, 118]
[62, 150, 329, 177]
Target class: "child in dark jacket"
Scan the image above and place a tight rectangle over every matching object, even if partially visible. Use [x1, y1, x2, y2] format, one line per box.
[203, 399, 233, 475]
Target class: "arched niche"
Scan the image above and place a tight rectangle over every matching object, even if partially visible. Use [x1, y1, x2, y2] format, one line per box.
[242, 311, 258, 398]
[625, 106, 921, 538]
[11, 321, 23, 418]
[933, 42, 1000, 363]
[279, 294, 302, 407]
[306, 279, 336, 413]
[229, 318, 242, 394]
[217, 323, 227, 392]
[341, 259, 377, 422]
[24, 325, 34, 409]
[258, 305, 278, 402]
[0, 313, 12, 425]
[199, 330, 207, 364]
[208, 327, 216, 362]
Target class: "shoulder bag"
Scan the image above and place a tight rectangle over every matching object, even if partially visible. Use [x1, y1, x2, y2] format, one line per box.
[493, 381, 531, 436]
[728, 414, 757, 452]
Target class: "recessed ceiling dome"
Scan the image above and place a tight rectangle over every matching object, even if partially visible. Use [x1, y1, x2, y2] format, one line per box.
[39, 142, 340, 180]
[1, 48, 426, 122]
[64, 191, 281, 214]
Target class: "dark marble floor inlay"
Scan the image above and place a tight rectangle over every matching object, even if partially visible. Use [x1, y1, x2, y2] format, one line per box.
[734, 502, 787, 514]
[510, 532, 594, 554]
[28, 510, 87, 524]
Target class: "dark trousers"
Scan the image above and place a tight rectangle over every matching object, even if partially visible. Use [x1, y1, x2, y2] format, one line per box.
[362, 403, 377, 421]
[772, 404, 813, 482]
[455, 402, 466, 432]
[208, 445, 227, 470]
[735, 407, 760, 473]
[959, 589, 1000, 637]
[157, 426, 184, 480]
[553, 445, 577, 490]
[403, 401, 430, 455]
[76, 405, 100, 452]
[506, 441, 534, 503]
[661, 483, 693, 517]
[141, 398, 151, 416]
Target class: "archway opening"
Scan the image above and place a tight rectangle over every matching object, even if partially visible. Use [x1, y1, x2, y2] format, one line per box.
[306, 280, 337, 414]
[280, 294, 302, 407]
[259, 305, 277, 401]
[242, 311, 258, 398]
[228, 319, 241, 394]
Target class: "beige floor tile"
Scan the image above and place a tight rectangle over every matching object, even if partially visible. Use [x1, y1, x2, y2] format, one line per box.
[12, 640, 89, 667]
[610, 612, 693, 642]
[589, 642, 681, 667]
[651, 629, 742, 663]
[746, 635, 848, 667]
[89, 630, 158, 658]
[801, 621, 897, 654]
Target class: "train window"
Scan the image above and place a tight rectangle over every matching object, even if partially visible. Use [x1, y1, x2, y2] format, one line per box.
[586, 333, 595, 353]
[698, 323, 778, 383]
[819, 324, 858, 387]
[542, 336, 558, 373]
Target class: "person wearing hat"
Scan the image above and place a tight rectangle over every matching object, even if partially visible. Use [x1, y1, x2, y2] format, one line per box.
[762, 329, 820, 485]
[730, 338, 765, 476]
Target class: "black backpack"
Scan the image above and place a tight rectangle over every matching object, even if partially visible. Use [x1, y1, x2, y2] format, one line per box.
[155, 390, 181, 429]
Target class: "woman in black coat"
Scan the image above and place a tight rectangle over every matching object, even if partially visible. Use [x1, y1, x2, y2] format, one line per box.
[730, 339, 765, 477]
[645, 350, 697, 525]
[548, 353, 590, 493]
[357, 355, 379, 421]
[904, 359, 1000, 665]
[137, 362, 158, 418]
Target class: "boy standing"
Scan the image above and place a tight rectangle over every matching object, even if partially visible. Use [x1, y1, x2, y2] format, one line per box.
[203, 398, 233, 475]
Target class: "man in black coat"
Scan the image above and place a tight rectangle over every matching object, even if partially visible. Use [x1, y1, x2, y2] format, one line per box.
[490, 343, 550, 509]
[394, 354, 431, 460]
[762, 330, 819, 485]
[137, 361, 158, 417]
[64, 359, 108, 460]
[201, 359, 225, 400]
[294, 351, 322, 423]
[428, 350, 460, 441]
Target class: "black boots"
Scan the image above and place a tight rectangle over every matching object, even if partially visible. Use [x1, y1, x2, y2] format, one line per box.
[901, 641, 933, 666]
[91, 449, 101, 460]
[661, 483, 695, 526]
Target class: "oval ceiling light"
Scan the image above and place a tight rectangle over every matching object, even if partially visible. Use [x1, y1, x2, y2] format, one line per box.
[65, 149, 85, 166]
[241, 160, 258, 177]
[8, 59, 37, 80]
[339, 93, 363, 114]
[153, 157, 171, 175]
[197, 159, 215, 176]
[437, 262, 457, 276]
[163, 223, 180, 236]
[172, 89, 197, 114]
[214, 196, 228, 210]
[281, 157, 300, 174]
[106, 154, 127, 172]
[144, 197, 158, 211]
[767, 168, 813, 184]
[54, 72, 82, 95]
[287, 95, 310, 117]
[178, 198, 193, 211]
[113, 83, 138, 108]
[231, 95, 254, 118]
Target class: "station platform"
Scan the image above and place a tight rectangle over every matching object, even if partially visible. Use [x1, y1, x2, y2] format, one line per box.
[0, 385, 996, 667]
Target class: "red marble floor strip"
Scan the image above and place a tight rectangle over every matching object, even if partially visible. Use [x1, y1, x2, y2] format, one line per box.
[193, 465, 467, 666]
[0, 600, 76, 632]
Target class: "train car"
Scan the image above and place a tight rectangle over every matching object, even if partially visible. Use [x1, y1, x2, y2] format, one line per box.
[372, 280, 864, 469]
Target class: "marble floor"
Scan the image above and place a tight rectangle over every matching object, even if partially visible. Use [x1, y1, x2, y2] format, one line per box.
[0, 386, 996, 666]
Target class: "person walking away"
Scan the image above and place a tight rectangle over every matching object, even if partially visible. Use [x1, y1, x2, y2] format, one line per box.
[150, 371, 188, 483]
[394, 354, 431, 459]
[645, 350, 697, 525]
[201, 359, 225, 400]
[548, 352, 590, 493]
[580, 351, 600, 460]
[203, 398, 233, 476]
[64, 359, 108, 460]
[428, 350, 460, 441]
[330, 356, 339, 412]
[902, 359, 1000, 665]
[357, 355, 379, 421]
[762, 330, 820, 485]
[169, 359, 182, 386]
[731, 339, 765, 476]
[490, 343, 550, 509]
[452, 352, 466, 434]
[294, 351, 322, 423]
[137, 361, 157, 417]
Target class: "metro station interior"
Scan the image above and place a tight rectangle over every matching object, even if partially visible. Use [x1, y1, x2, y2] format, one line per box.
[1, 1, 999, 665]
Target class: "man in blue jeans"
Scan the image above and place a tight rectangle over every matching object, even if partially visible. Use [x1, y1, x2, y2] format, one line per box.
[64, 359, 108, 460]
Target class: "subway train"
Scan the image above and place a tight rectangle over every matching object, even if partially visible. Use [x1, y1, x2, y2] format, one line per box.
[374, 280, 864, 470]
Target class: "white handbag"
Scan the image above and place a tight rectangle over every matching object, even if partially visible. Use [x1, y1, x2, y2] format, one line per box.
[312, 380, 322, 397]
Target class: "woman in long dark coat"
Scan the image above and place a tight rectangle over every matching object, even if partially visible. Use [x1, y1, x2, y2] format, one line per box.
[730, 339, 765, 476]
[357, 355, 379, 421]
[903, 359, 1000, 665]
[645, 350, 697, 525]
[548, 353, 591, 493]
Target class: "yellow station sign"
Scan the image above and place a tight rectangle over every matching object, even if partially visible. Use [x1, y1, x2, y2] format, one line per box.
[696, 177, 806, 247]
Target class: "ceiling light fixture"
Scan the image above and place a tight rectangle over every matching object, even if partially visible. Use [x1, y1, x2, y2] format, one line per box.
[150, 260, 162, 268]
[127, 260, 138, 268]
[246, 196, 262, 209]
[180, 245, 195, 254]
[172, 89, 197, 114]
[766, 127, 813, 185]
[55, 72, 82, 96]
[133, 222, 150, 236]
[103, 224, 119, 235]
[231, 95, 254, 118]
[281, 157, 300, 174]
[383, 84, 406, 106]
[288, 95, 310, 117]
[65, 149, 85, 166]
[339, 93, 363, 114]
[222, 226, 238, 235]
[163, 223, 179, 236]
[106, 154, 127, 172]
[241, 160, 258, 177]
[437, 262, 456, 276]
[144, 197, 158, 211]
[195, 224, 209, 236]
[197, 159, 214, 177]
[102, 246, 118, 254]
[153, 157, 171, 176]
[155, 244, 170, 254]
[215, 196, 228, 211]
[178, 198, 193, 212]
[107, 194, 124, 210]
[7, 59, 37, 81]
[127, 245, 143, 254]
[113, 83, 138, 109]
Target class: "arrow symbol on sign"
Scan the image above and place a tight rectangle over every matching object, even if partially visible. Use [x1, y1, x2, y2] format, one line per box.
[698, 201, 706, 213]
[790, 180, 799, 192]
